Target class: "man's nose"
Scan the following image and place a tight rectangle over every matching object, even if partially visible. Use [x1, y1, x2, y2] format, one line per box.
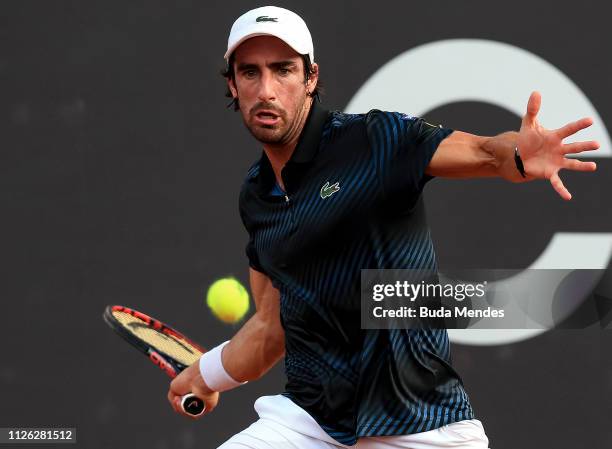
[257, 71, 276, 102]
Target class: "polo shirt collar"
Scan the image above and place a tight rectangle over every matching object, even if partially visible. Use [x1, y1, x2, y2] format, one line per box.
[252, 101, 329, 195]
[289, 100, 329, 164]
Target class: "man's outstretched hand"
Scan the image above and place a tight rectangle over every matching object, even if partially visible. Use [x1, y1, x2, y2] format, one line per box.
[517, 91, 599, 200]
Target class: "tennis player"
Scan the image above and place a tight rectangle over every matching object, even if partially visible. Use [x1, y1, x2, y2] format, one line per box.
[168, 6, 599, 448]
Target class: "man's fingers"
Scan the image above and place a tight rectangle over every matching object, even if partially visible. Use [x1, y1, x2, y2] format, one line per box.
[523, 91, 541, 124]
[550, 172, 572, 200]
[167, 391, 181, 413]
[562, 140, 600, 155]
[168, 387, 218, 419]
[195, 392, 218, 416]
[563, 158, 597, 172]
[175, 397, 183, 412]
[555, 117, 594, 139]
[169, 376, 188, 397]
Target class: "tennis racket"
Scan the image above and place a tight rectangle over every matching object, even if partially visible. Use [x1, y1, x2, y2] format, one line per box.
[103, 305, 206, 416]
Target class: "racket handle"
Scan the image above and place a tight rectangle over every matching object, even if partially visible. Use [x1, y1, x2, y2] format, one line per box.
[181, 393, 206, 417]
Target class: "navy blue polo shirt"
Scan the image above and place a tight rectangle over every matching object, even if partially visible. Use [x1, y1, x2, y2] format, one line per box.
[238, 101, 474, 445]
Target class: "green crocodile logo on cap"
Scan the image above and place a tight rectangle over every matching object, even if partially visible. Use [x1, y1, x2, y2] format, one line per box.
[256, 16, 278, 22]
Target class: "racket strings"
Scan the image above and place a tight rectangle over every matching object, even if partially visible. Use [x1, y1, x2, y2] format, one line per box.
[111, 310, 202, 365]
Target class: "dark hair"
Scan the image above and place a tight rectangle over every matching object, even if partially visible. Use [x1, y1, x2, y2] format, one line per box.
[221, 53, 322, 111]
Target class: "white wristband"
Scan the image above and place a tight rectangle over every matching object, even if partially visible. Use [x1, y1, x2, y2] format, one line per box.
[199, 341, 247, 392]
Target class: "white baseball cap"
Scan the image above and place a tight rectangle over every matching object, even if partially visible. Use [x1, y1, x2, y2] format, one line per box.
[224, 6, 314, 63]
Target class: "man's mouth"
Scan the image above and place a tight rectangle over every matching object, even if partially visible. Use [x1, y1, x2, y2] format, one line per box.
[254, 110, 281, 126]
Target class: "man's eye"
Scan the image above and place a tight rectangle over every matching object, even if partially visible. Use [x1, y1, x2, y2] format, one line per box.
[279, 68, 290, 75]
[244, 70, 257, 78]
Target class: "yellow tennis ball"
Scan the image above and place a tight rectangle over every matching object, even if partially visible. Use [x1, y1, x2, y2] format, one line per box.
[206, 277, 250, 324]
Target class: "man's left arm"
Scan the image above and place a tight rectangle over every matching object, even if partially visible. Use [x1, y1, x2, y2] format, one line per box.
[426, 91, 599, 200]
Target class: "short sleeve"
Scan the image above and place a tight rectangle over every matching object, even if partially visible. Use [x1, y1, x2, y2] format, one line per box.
[245, 236, 265, 273]
[365, 110, 453, 198]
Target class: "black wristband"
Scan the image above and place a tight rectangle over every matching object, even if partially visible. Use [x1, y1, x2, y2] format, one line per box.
[514, 146, 527, 178]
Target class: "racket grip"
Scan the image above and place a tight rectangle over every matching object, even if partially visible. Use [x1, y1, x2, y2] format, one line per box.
[181, 393, 206, 417]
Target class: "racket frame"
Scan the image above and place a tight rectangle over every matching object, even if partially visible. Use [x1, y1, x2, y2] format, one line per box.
[103, 305, 207, 416]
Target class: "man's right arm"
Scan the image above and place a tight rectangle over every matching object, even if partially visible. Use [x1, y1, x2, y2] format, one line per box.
[167, 268, 284, 416]
[222, 268, 285, 382]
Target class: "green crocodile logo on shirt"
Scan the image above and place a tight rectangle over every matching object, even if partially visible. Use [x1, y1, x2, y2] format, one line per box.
[320, 181, 340, 199]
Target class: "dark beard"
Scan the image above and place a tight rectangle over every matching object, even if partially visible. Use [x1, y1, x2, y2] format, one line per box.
[245, 123, 288, 144]
[243, 96, 310, 145]
[244, 101, 289, 144]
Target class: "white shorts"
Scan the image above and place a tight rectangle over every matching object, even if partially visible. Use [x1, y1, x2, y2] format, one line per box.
[218, 395, 490, 448]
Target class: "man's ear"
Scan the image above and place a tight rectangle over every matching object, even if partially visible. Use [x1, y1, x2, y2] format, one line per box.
[227, 77, 238, 99]
[306, 62, 319, 92]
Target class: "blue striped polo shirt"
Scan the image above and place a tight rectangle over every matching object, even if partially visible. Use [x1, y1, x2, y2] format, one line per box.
[238, 101, 474, 445]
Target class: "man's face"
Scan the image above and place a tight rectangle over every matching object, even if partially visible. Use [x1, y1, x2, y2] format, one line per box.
[228, 36, 317, 145]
